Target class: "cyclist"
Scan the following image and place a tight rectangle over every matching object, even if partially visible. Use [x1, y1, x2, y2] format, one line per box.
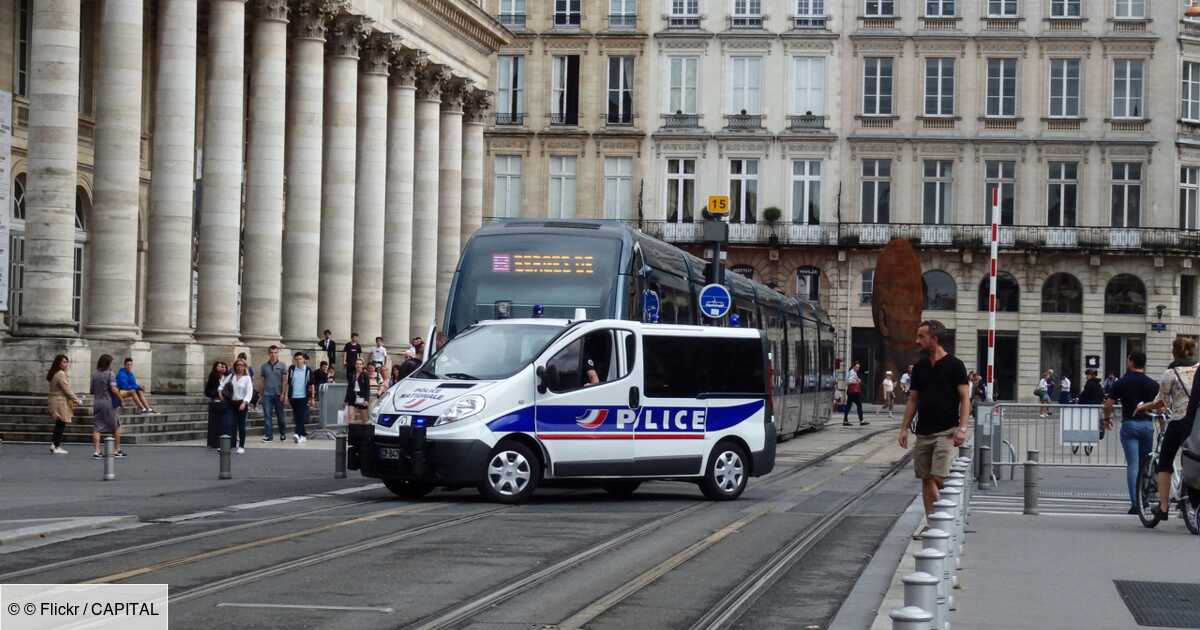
[1104, 352, 1158, 515]
[1139, 337, 1200, 521]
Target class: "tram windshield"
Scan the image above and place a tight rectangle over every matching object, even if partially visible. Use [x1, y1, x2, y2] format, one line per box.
[446, 233, 623, 336]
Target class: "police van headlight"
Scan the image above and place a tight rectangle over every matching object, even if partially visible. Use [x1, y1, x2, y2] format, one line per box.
[434, 395, 486, 426]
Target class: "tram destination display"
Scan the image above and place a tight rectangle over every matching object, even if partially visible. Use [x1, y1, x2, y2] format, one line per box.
[490, 253, 596, 275]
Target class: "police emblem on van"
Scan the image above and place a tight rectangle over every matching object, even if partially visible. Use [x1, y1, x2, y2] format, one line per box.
[575, 409, 608, 429]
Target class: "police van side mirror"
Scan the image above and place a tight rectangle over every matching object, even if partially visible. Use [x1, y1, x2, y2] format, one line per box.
[536, 366, 548, 394]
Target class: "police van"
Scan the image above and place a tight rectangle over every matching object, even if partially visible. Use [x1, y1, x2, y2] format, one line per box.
[358, 317, 776, 503]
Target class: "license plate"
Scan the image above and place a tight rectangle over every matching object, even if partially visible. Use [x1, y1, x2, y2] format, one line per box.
[379, 447, 401, 460]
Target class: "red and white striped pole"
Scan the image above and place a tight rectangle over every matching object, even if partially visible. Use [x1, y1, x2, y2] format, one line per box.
[986, 186, 1000, 402]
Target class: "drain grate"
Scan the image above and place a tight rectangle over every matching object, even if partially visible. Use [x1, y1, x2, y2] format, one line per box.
[1114, 580, 1200, 628]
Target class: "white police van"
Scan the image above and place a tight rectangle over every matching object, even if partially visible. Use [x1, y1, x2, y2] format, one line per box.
[358, 317, 776, 503]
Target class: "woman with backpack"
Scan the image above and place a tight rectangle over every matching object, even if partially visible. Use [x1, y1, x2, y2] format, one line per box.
[1135, 337, 1197, 521]
[204, 361, 228, 449]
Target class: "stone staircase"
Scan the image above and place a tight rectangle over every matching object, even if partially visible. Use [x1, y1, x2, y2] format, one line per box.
[0, 395, 271, 444]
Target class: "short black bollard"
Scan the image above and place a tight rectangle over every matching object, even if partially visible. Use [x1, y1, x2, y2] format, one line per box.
[1027, 448, 1039, 463]
[335, 434, 347, 479]
[102, 436, 115, 481]
[979, 445, 995, 490]
[219, 435, 232, 480]
[1024, 457, 1039, 515]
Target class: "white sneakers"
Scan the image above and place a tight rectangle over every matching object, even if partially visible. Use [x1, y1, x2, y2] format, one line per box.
[235, 447, 245, 454]
[297, 435, 307, 444]
[49, 446, 68, 455]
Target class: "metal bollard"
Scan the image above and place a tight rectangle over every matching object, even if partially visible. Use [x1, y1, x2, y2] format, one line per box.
[914, 548, 948, 630]
[890, 606, 934, 630]
[921, 527, 954, 612]
[102, 436, 115, 481]
[928, 510, 957, 583]
[932, 500, 961, 572]
[903, 572, 941, 630]
[941, 486, 965, 546]
[334, 433, 347, 479]
[958, 445, 970, 459]
[1027, 449, 1039, 463]
[948, 471, 969, 513]
[978, 446, 995, 489]
[219, 435, 232, 480]
[1023, 457, 1039, 515]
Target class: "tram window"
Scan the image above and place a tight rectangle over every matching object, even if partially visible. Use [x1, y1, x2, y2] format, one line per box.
[660, 301, 677, 324]
[644, 336, 766, 398]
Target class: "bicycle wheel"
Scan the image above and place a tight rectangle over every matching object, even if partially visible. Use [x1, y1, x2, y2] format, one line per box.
[1183, 493, 1200, 536]
[1136, 457, 1161, 529]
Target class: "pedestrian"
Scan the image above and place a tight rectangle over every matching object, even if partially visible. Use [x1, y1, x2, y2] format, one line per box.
[319, 329, 337, 367]
[899, 364, 913, 403]
[371, 336, 388, 370]
[90, 354, 126, 460]
[282, 351, 315, 444]
[1134, 337, 1198, 521]
[407, 336, 425, 358]
[1037, 370, 1054, 416]
[968, 370, 986, 419]
[898, 320, 969, 536]
[1078, 369, 1104, 404]
[344, 357, 372, 469]
[221, 359, 254, 454]
[313, 360, 333, 403]
[343, 332, 363, 381]
[258, 345, 287, 442]
[843, 361, 868, 426]
[365, 362, 386, 398]
[1103, 371, 1118, 394]
[1103, 351, 1159, 515]
[204, 361, 228, 449]
[115, 358, 154, 413]
[46, 354, 82, 455]
[396, 352, 422, 382]
[1059, 372, 1072, 405]
[881, 370, 896, 418]
[389, 363, 404, 389]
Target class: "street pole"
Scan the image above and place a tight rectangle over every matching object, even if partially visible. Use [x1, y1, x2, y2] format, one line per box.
[987, 186, 1000, 403]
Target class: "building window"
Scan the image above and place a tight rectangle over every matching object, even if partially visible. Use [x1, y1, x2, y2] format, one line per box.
[978, 272, 1020, 312]
[926, 0, 955, 17]
[797, 267, 820, 301]
[729, 57, 762, 114]
[550, 55, 580, 125]
[986, 58, 1017, 117]
[603, 157, 633, 220]
[1113, 0, 1144, 19]
[1105, 274, 1146, 315]
[924, 58, 955, 116]
[6, 233, 23, 327]
[498, 0, 526, 27]
[792, 57, 826, 115]
[1050, 0, 1080, 17]
[1047, 161, 1078, 227]
[1184, 62, 1200, 122]
[791, 160, 821, 224]
[1112, 60, 1144, 119]
[609, 0, 637, 28]
[796, 0, 826, 23]
[496, 56, 524, 122]
[860, 269, 875, 305]
[72, 188, 89, 328]
[923, 270, 957, 311]
[666, 158, 696, 223]
[1049, 59, 1080, 118]
[668, 0, 700, 26]
[1182, 166, 1200, 230]
[549, 156, 577, 219]
[733, 0, 763, 27]
[554, 0, 581, 26]
[11, 173, 26, 221]
[1183, 275, 1197, 318]
[15, 0, 30, 97]
[607, 56, 634, 124]
[863, 58, 894, 115]
[493, 155, 522, 218]
[865, 0, 895, 17]
[669, 57, 699, 114]
[988, 0, 1018, 17]
[729, 159, 759, 224]
[923, 160, 953, 224]
[1042, 273, 1083, 314]
[1110, 162, 1142, 228]
[985, 160, 1016, 226]
[861, 159, 891, 223]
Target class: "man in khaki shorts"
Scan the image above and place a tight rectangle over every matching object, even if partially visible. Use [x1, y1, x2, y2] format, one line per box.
[898, 320, 970, 534]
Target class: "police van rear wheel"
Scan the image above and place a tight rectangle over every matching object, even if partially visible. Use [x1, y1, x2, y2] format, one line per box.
[702, 441, 749, 501]
[479, 441, 540, 504]
[383, 478, 434, 500]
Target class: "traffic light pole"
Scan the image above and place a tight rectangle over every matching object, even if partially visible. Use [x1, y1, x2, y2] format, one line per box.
[703, 219, 728, 286]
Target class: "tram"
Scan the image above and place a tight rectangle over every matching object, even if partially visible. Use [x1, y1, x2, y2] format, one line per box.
[442, 220, 836, 436]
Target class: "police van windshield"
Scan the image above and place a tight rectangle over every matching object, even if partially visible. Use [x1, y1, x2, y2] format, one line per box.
[412, 324, 562, 381]
[446, 234, 622, 337]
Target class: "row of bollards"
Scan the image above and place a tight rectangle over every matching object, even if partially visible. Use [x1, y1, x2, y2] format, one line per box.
[212, 433, 349, 480]
[891, 453, 973, 630]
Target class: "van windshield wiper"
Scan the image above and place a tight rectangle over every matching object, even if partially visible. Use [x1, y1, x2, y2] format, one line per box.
[442, 372, 478, 380]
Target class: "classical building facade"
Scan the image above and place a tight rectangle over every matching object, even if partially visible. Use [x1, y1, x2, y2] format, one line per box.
[483, 0, 1200, 401]
[0, 0, 510, 393]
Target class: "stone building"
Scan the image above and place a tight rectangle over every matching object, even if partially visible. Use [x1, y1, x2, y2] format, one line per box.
[0, 0, 510, 393]
[482, 0, 1200, 401]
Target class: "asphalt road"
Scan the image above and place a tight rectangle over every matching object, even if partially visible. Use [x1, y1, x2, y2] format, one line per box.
[1, 421, 916, 630]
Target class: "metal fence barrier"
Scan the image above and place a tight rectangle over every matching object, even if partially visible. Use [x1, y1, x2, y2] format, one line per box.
[976, 402, 1124, 472]
[310, 383, 348, 440]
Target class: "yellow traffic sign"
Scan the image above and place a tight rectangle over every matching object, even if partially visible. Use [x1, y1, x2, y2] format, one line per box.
[707, 195, 730, 215]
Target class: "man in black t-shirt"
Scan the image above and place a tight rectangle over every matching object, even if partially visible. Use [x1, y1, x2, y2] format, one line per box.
[343, 333, 363, 381]
[899, 320, 970, 527]
[1103, 351, 1159, 514]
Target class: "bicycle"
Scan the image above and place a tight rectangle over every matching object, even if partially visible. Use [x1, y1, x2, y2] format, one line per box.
[1135, 412, 1200, 534]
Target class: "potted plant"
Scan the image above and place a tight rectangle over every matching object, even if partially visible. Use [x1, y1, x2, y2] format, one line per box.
[763, 206, 782, 245]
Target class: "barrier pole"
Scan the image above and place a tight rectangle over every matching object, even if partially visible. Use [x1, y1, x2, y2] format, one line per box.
[1024, 456, 1039, 515]
[102, 436, 115, 481]
[335, 433, 347, 479]
[219, 435, 232, 480]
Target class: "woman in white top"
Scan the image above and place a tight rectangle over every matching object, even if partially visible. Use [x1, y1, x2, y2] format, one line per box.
[881, 371, 895, 417]
[220, 359, 254, 453]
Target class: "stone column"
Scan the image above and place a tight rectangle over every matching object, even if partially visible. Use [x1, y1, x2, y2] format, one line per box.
[281, 0, 344, 346]
[410, 65, 448, 338]
[195, 0, 247, 344]
[350, 33, 395, 341]
[317, 14, 370, 340]
[460, 89, 490, 249]
[85, 0, 143, 339]
[382, 49, 425, 344]
[240, 0, 289, 345]
[145, 0, 199, 342]
[435, 79, 468, 324]
[20, 0, 81, 336]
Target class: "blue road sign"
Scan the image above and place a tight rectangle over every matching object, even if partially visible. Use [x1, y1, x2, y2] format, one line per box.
[699, 283, 732, 319]
[643, 290, 660, 322]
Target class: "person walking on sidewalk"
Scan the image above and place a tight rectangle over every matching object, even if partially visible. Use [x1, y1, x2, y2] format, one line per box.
[344, 357, 372, 469]
[1103, 351, 1159, 515]
[204, 361, 228, 449]
[282, 351, 316, 444]
[881, 370, 896, 418]
[90, 354, 126, 460]
[258, 345, 287, 442]
[221, 359, 254, 454]
[343, 333, 363, 381]
[319, 329, 337, 367]
[1059, 373, 1073, 405]
[843, 362, 868, 426]
[898, 320, 969, 533]
[1134, 337, 1198, 521]
[46, 354, 81, 455]
[115, 358, 154, 413]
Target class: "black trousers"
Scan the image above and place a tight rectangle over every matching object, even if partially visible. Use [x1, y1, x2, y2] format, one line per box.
[51, 420, 66, 447]
[844, 393, 864, 423]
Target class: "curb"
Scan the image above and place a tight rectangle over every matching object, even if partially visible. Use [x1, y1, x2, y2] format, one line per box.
[829, 494, 925, 630]
[0, 516, 139, 546]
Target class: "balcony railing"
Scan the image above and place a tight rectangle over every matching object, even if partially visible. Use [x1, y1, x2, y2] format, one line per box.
[792, 14, 828, 29]
[858, 15, 899, 29]
[498, 12, 526, 29]
[494, 112, 526, 126]
[982, 16, 1023, 31]
[639, 221, 837, 246]
[608, 13, 637, 29]
[834, 224, 1200, 254]
[724, 113, 764, 130]
[666, 13, 702, 28]
[662, 112, 701, 129]
[606, 111, 634, 126]
[728, 14, 765, 29]
[787, 114, 827, 131]
[920, 16, 961, 30]
[549, 112, 577, 126]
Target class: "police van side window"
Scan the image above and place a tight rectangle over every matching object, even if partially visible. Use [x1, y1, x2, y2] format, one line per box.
[546, 339, 583, 393]
[644, 336, 766, 398]
[546, 329, 624, 393]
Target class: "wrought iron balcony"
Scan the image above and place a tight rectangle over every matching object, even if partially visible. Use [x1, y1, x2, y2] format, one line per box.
[835, 224, 1200, 254]
[787, 114, 827, 131]
[638, 221, 836, 246]
[606, 111, 635, 126]
[724, 113, 764, 131]
[493, 112, 526, 126]
[608, 13, 637, 29]
[549, 112, 577, 126]
[792, 14, 829, 29]
[497, 12, 526, 29]
[661, 112, 701, 130]
[665, 13, 702, 28]
[728, 14, 765, 29]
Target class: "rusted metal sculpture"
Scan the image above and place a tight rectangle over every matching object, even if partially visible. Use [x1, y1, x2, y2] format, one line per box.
[871, 239, 924, 384]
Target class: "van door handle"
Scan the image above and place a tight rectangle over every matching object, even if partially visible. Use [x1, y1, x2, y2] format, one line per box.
[629, 386, 640, 409]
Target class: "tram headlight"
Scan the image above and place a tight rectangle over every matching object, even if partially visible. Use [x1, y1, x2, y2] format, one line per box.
[434, 395, 486, 426]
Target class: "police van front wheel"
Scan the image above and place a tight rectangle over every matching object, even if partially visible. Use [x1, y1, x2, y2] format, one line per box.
[701, 441, 749, 501]
[479, 441, 541, 504]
